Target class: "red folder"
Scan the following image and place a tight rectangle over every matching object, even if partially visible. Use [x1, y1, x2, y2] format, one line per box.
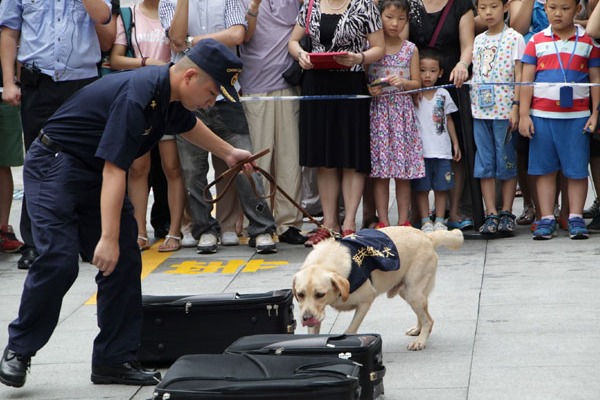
[310, 52, 350, 69]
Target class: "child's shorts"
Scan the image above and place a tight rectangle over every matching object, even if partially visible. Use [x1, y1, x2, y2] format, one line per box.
[412, 158, 454, 192]
[473, 119, 517, 180]
[528, 116, 589, 179]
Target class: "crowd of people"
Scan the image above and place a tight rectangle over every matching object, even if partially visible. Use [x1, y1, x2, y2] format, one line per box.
[0, 0, 599, 259]
[0, 0, 599, 389]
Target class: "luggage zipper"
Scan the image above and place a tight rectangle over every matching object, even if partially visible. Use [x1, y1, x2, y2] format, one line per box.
[185, 302, 192, 314]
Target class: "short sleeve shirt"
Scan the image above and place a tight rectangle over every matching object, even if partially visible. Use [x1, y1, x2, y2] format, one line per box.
[297, 0, 382, 72]
[43, 65, 197, 171]
[415, 88, 458, 159]
[521, 25, 600, 119]
[115, 5, 170, 63]
[408, 0, 474, 84]
[471, 27, 525, 119]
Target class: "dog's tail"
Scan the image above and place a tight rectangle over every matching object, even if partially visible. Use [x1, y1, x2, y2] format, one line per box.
[428, 229, 464, 250]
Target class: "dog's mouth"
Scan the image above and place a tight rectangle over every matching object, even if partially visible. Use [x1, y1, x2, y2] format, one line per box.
[301, 317, 320, 327]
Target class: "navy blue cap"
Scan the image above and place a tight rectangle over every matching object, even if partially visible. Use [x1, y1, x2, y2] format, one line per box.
[186, 38, 243, 103]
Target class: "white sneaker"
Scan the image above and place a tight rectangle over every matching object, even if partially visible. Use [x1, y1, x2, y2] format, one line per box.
[433, 221, 448, 231]
[221, 231, 240, 246]
[197, 232, 218, 254]
[421, 221, 434, 233]
[253, 233, 277, 254]
[181, 232, 198, 248]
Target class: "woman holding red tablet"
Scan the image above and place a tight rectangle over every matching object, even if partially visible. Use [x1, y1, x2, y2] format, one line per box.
[288, 0, 384, 246]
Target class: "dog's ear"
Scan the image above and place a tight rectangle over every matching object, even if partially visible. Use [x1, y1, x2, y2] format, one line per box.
[291, 276, 298, 301]
[331, 273, 350, 302]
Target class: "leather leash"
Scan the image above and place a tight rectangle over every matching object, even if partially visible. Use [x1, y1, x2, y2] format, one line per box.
[203, 148, 325, 229]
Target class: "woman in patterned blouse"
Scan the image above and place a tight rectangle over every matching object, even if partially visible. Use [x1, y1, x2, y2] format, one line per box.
[288, 0, 384, 246]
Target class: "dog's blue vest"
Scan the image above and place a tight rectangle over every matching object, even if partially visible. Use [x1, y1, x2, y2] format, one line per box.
[339, 229, 400, 293]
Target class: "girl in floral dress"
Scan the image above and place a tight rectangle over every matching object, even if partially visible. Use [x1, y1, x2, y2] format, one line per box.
[368, 0, 424, 227]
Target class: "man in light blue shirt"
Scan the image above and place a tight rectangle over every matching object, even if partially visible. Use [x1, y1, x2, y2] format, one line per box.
[0, 0, 112, 270]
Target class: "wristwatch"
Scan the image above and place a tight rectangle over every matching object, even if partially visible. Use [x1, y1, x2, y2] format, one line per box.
[185, 36, 194, 49]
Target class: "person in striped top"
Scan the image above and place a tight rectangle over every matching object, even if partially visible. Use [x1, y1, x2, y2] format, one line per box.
[518, 0, 600, 240]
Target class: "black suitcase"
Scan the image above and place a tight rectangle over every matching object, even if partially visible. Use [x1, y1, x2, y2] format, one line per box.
[152, 353, 361, 400]
[138, 289, 296, 365]
[224, 333, 385, 400]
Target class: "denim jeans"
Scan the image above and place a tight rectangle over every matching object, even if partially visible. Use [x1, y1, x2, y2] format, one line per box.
[176, 101, 276, 239]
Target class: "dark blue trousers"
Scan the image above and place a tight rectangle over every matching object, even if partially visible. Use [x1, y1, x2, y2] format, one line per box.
[8, 140, 142, 365]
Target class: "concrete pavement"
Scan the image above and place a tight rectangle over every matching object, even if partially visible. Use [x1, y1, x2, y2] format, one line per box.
[1, 167, 599, 400]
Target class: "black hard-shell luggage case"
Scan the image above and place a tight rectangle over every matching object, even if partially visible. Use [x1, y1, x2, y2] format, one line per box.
[152, 353, 361, 400]
[138, 289, 296, 365]
[224, 333, 385, 400]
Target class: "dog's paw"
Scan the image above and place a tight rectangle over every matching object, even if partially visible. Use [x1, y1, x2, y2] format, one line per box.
[405, 326, 421, 336]
[407, 340, 426, 351]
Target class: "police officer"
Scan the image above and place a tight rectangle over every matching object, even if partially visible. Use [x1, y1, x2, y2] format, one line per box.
[0, 39, 250, 388]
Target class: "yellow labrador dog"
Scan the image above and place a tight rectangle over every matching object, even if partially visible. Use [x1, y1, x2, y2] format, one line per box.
[292, 226, 463, 350]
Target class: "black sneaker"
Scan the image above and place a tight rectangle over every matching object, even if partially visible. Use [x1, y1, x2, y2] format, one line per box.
[278, 227, 307, 245]
[583, 197, 600, 219]
[91, 361, 161, 386]
[586, 214, 600, 233]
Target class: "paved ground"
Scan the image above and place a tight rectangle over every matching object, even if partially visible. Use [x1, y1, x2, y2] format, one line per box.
[1, 166, 599, 400]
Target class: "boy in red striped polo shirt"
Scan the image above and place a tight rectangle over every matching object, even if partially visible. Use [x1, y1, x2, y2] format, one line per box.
[519, 0, 600, 240]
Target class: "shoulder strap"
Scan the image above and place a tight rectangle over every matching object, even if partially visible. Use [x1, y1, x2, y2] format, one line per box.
[428, 0, 455, 48]
[305, 0, 314, 35]
[120, 7, 134, 58]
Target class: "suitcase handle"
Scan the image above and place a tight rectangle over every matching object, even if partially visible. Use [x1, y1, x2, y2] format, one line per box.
[143, 289, 293, 307]
[143, 293, 240, 306]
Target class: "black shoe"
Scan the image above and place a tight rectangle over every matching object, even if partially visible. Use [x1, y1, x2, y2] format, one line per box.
[91, 361, 161, 386]
[0, 347, 30, 388]
[278, 227, 307, 245]
[17, 248, 37, 270]
[587, 214, 600, 233]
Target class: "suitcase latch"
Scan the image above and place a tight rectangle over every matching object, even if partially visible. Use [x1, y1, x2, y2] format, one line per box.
[185, 302, 192, 314]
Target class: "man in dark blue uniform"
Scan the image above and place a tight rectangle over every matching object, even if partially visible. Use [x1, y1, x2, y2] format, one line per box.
[0, 39, 251, 388]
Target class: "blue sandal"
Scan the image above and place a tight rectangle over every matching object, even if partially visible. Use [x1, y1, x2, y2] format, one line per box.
[445, 218, 474, 230]
[498, 211, 516, 235]
[479, 215, 499, 235]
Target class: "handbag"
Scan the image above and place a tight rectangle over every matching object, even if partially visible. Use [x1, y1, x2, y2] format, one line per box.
[282, 0, 314, 86]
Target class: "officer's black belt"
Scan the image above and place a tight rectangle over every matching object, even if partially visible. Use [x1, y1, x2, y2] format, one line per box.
[38, 131, 64, 153]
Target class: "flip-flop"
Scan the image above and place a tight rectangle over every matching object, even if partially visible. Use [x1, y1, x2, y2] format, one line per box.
[158, 235, 182, 252]
[138, 236, 150, 251]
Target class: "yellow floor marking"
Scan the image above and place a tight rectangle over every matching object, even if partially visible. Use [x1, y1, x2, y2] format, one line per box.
[85, 240, 172, 305]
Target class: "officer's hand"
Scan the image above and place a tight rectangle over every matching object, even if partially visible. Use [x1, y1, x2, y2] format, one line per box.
[93, 237, 120, 277]
[226, 148, 256, 173]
